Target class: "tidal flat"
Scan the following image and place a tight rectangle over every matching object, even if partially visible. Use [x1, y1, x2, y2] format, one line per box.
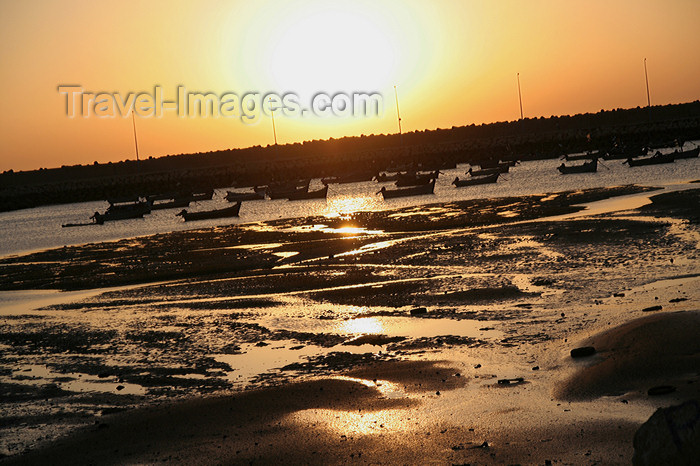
[1, 185, 699, 464]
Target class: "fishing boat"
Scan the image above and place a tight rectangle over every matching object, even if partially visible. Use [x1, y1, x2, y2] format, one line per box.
[452, 173, 499, 187]
[287, 185, 328, 200]
[563, 151, 601, 161]
[378, 179, 435, 199]
[190, 190, 215, 201]
[625, 151, 674, 167]
[92, 199, 150, 223]
[321, 171, 375, 185]
[176, 201, 241, 221]
[478, 160, 511, 172]
[225, 190, 265, 202]
[148, 196, 191, 210]
[266, 180, 310, 199]
[374, 172, 401, 182]
[557, 158, 598, 174]
[394, 171, 439, 187]
[671, 147, 699, 159]
[467, 167, 500, 177]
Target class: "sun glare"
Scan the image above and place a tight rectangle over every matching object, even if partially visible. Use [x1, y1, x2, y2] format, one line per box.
[340, 317, 385, 335]
[224, 1, 434, 104]
[268, 6, 397, 96]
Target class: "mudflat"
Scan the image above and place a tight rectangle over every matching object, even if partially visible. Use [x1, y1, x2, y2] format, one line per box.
[2, 185, 699, 464]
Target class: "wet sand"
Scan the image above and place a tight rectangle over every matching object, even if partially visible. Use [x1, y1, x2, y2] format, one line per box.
[1, 185, 700, 464]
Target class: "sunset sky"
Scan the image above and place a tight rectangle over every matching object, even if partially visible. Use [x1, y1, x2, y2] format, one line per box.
[1, 0, 699, 172]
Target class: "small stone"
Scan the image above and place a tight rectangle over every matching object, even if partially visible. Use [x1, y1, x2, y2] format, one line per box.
[115, 385, 124, 391]
[532, 366, 540, 371]
[642, 305, 663, 312]
[409, 307, 428, 316]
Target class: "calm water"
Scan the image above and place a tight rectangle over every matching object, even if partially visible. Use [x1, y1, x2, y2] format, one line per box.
[1, 148, 699, 258]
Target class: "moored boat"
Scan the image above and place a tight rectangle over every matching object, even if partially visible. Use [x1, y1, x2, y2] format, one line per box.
[176, 202, 241, 221]
[374, 172, 401, 182]
[190, 190, 215, 201]
[478, 160, 511, 172]
[564, 151, 601, 161]
[557, 158, 598, 174]
[394, 171, 439, 187]
[378, 179, 435, 199]
[266, 180, 310, 199]
[148, 196, 191, 210]
[452, 173, 499, 187]
[467, 167, 500, 177]
[225, 190, 265, 202]
[625, 152, 674, 167]
[92, 200, 150, 223]
[671, 147, 699, 159]
[321, 171, 376, 185]
[287, 185, 328, 200]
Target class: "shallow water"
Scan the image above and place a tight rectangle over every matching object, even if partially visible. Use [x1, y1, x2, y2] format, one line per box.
[1, 146, 698, 258]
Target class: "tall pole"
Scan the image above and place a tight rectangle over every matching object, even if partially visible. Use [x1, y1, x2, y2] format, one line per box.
[394, 85, 402, 146]
[644, 58, 651, 108]
[517, 73, 524, 120]
[644, 58, 652, 148]
[269, 98, 278, 145]
[131, 111, 140, 162]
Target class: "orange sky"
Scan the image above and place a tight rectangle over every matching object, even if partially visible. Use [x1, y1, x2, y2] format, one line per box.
[1, 0, 699, 172]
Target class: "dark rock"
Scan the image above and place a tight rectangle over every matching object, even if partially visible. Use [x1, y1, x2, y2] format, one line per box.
[647, 385, 676, 396]
[409, 307, 428, 316]
[669, 298, 688, 303]
[497, 377, 524, 385]
[532, 366, 540, 371]
[633, 399, 700, 465]
[613, 292, 625, 297]
[642, 305, 663, 312]
[115, 385, 124, 391]
[570, 346, 596, 358]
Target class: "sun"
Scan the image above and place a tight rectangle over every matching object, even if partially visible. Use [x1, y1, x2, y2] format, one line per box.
[224, 1, 432, 100]
[267, 5, 397, 97]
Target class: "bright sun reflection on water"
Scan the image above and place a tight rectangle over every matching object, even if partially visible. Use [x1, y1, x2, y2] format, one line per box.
[338, 317, 385, 335]
[326, 194, 383, 217]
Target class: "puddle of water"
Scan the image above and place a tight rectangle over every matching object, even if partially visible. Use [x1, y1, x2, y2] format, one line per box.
[6, 364, 146, 395]
[0, 288, 119, 316]
[332, 316, 504, 340]
[213, 340, 378, 385]
[273, 251, 299, 259]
